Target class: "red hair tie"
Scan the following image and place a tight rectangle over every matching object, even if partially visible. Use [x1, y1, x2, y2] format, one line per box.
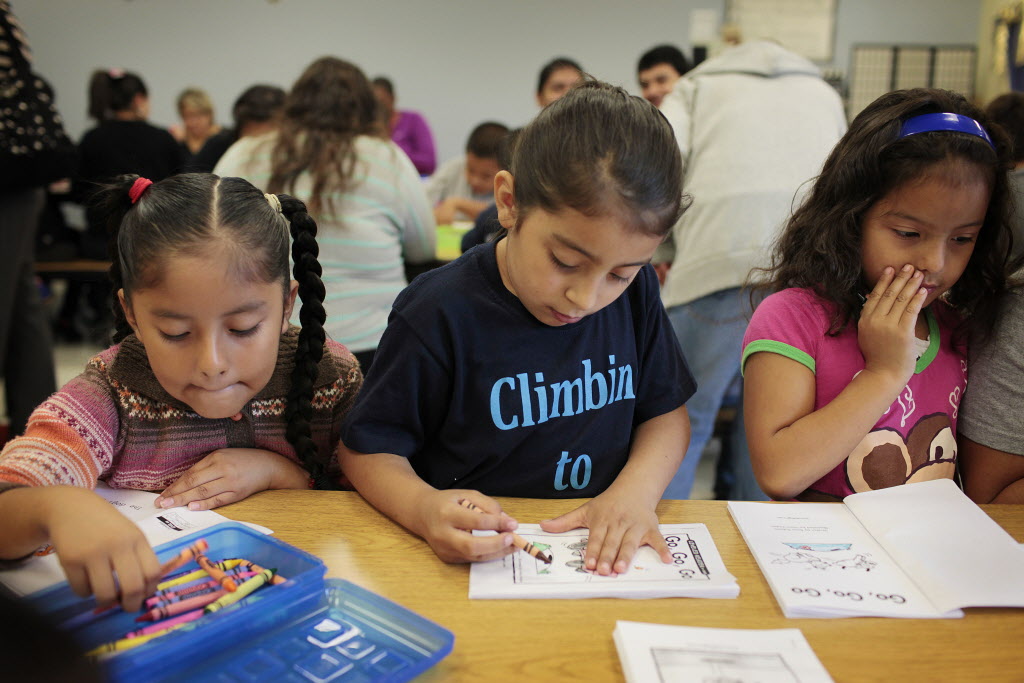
[128, 177, 153, 204]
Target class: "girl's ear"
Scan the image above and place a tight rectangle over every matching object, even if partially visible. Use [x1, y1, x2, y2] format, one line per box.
[494, 170, 517, 230]
[282, 280, 299, 334]
[117, 289, 139, 334]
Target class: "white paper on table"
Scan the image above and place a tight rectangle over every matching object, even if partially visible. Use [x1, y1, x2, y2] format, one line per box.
[728, 500, 952, 618]
[0, 483, 272, 597]
[613, 620, 833, 683]
[469, 523, 738, 599]
[842, 479, 1024, 613]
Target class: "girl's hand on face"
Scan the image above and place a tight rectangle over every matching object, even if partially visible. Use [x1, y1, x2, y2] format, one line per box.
[413, 489, 519, 564]
[43, 487, 161, 611]
[858, 264, 927, 387]
[155, 448, 311, 511]
[540, 489, 670, 576]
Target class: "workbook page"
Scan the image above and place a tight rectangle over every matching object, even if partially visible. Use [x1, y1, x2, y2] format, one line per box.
[614, 621, 833, 683]
[728, 501, 955, 618]
[843, 479, 1024, 613]
[469, 523, 738, 599]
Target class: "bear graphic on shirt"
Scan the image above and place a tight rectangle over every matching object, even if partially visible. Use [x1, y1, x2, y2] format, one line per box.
[845, 412, 956, 493]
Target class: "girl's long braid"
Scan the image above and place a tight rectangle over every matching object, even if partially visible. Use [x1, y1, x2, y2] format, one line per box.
[102, 175, 141, 344]
[278, 194, 332, 489]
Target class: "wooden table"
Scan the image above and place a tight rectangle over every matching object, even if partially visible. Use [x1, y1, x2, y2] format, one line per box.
[218, 492, 1024, 682]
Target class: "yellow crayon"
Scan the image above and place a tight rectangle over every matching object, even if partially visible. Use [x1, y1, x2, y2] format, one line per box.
[203, 568, 275, 615]
[157, 558, 245, 591]
[458, 499, 552, 564]
[85, 621, 188, 660]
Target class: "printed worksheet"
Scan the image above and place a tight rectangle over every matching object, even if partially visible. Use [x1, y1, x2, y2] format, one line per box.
[728, 501, 948, 618]
[728, 480, 1024, 618]
[0, 483, 271, 597]
[469, 523, 738, 599]
[614, 621, 833, 683]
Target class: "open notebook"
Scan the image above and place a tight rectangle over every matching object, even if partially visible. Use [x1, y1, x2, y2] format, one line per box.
[728, 479, 1024, 618]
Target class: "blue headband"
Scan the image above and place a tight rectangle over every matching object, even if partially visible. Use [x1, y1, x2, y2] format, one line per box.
[897, 112, 995, 150]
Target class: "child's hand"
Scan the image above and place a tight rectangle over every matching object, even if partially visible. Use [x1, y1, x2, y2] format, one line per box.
[155, 448, 310, 510]
[434, 198, 460, 225]
[412, 489, 519, 563]
[539, 490, 670, 576]
[858, 264, 927, 386]
[43, 487, 161, 611]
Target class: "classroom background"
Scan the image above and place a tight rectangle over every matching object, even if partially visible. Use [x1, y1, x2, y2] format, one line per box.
[16, 0, 999, 165]
[5, 0, 1020, 499]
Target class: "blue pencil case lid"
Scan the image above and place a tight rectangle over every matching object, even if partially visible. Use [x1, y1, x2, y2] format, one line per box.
[172, 578, 456, 683]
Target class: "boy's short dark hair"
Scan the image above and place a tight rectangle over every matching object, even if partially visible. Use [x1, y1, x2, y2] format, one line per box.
[466, 121, 510, 159]
[537, 57, 583, 95]
[637, 45, 691, 76]
[371, 76, 393, 97]
[232, 84, 286, 130]
[986, 92, 1024, 163]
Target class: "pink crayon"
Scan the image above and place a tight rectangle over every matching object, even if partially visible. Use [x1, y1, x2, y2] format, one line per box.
[135, 589, 225, 622]
[124, 608, 205, 639]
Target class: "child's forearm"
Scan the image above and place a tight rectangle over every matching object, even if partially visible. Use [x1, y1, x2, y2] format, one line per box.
[0, 486, 62, 558]
[604, 406, 690, 503]
[750, 368, 906, 499]
[337, 446, 438, 537]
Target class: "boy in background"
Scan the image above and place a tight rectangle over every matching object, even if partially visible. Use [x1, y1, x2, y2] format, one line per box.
[637, 44, 691, 108]
[427, 121, 508, 224]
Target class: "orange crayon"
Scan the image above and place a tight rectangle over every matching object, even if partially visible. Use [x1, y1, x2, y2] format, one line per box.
[458, 499, 552, 564]
[196, 554, 237, 592]
[157, 558, 246, 590]
[158, 538, 209, 577]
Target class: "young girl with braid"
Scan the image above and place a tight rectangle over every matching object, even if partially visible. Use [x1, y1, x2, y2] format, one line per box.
[0, 173, 362, 611]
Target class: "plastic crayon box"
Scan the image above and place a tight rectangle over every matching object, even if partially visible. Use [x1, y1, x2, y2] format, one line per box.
[29, 522, 454, 682]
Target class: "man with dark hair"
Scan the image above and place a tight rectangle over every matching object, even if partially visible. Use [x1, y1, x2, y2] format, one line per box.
[426, 121, 509, 223]
[637, 44, 691, 107]
[190, 84, 286, 172]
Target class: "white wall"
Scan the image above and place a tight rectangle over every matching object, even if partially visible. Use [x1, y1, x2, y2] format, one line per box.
[16, 0, 981, 164]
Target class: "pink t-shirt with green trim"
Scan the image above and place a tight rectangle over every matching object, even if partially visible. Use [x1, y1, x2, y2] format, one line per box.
[742, 287, 967, 501]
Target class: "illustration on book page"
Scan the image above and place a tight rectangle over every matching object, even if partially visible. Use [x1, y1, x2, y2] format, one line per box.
[469, 523, 738, 599]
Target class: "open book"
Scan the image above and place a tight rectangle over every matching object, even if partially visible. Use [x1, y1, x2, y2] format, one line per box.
[728, 479, 1024, 618]
[469, 523, 738, 599]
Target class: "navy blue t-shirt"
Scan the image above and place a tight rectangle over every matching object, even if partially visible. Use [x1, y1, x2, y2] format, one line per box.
[341, 241, 696, 498]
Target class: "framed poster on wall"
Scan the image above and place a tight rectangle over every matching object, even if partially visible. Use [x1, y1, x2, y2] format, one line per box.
[727, 0, 837, 62]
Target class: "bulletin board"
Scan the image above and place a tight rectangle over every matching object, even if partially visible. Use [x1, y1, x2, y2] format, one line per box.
[726, 0, 837, 62]
[847, 45, 976, 120]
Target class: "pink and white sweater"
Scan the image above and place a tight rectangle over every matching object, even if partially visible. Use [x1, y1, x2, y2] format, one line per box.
[0, 327, 362, 492]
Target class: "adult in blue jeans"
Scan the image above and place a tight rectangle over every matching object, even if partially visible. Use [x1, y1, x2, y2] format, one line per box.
[658, 40, 847, 500]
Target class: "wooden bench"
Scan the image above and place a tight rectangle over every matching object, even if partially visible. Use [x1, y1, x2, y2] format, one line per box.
[35, 259, 111, 281]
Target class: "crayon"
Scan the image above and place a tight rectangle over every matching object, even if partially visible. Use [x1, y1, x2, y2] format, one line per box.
[228, 558, 288, 585]
[146, 571, 261, 607]
[135, 589, 225, 622]
[458, 499, 552, 564]
[86, 621, 190, 659]
[203, 568, 275, 615]
[196, 554, 238, 592]
[158, 538, 209, 577]
[60, 604, 119, 631]
[124, 608, 205, 639]
[157, 558, 246, 590]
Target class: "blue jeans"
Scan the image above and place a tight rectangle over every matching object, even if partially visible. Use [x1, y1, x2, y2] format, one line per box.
[664, 287, 768, 501]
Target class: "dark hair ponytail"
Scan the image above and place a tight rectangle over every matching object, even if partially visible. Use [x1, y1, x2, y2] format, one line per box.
[278, 194, 332, 490]
[90, 174, 146, 344]
[88, 69, 148, 121]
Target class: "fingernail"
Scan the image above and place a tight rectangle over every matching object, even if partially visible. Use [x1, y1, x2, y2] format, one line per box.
[902, 264, 913, 272]
[159, 498, 173, 509]
[188, 502, 200, 511]
[503, 534, 513, 546]
[153, 496, 164, 507]
[599, 562, 610, 574]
